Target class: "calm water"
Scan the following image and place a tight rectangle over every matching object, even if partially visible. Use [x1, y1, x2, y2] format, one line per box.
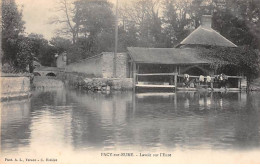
[1, 88, 260, 155]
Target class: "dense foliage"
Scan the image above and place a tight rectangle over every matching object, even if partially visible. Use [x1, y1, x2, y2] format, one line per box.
[1, 0, 25, 72]
[198, 46, 260, 83]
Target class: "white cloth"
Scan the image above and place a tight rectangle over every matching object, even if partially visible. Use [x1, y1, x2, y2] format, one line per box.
[199, 75, 204, 82]
[206, 76, 211, 82]
[219, 74, 223, 81]
[184, 74, 189, 81]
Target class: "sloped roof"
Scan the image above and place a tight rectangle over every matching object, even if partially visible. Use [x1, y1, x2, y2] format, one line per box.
[178, 26, 237, 47]
[127, 47, 210, 64]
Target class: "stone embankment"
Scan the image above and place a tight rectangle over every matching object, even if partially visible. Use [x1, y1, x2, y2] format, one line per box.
[1, 74, 32, 101]
[59, 72, 133, 91]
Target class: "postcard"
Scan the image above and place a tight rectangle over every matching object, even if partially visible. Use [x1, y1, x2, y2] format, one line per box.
[1, 0, 260, 164]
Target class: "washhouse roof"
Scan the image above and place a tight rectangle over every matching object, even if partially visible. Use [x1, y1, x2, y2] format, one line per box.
[178, 26, 237, 47]
[178, 15, 237, 48]
[127, 47, 210, 65]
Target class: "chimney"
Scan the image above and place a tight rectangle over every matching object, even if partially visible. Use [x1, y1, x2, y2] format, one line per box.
[201, 15, 212, 28]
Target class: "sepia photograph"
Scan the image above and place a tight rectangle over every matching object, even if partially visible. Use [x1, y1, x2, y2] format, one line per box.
[1, 0, 260, 164]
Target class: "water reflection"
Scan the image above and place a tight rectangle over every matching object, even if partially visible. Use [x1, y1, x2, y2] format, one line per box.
[1, 99, 31, 153]
[1, 88, 260, 155]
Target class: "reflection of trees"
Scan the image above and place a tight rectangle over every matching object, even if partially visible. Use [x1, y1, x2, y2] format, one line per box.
[1, 100, 31, 153]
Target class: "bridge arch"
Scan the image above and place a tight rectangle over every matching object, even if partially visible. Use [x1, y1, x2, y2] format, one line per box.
[46, 72, 56, 77]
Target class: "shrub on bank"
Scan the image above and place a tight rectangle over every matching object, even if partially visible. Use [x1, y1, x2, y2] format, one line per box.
[60, 72, 133, 91]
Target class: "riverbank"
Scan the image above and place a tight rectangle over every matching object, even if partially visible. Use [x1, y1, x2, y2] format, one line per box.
[58, 72, 133, 91]
[33, 76, 64, 89]
[58, 72, 260, 92]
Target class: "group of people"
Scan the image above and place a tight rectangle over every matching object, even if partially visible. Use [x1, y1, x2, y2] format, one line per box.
[183, 73, 228, 88]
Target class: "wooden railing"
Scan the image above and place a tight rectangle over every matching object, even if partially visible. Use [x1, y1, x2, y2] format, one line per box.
[134, 73, 178, 90]
[133, 72, 244, 90]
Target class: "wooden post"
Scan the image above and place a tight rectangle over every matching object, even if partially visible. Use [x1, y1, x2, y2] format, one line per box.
[239, 78, 242, 90]
[170, 75, 173, 85]
[174, 92, 177, 110]
[129, 62, 133, 78]
[132, 91, 136, 114]
[175, 66, 179, 85]
[133, 63, 136, 91]
[174, 73, 177, 91]
[170, 66, 174, 85]
[136, 64, 139, 83]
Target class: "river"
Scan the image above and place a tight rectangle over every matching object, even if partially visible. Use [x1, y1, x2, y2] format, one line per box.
[1, 88, 260, 163]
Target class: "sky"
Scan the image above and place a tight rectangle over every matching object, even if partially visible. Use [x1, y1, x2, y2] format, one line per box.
[16, 0, 118, 40]
[16, 0, 60, 40]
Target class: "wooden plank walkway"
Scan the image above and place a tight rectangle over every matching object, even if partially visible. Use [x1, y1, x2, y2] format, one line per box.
[136, 84, 175, 88]
[136, 73, 177, 76]
[136, 92, 175, 97]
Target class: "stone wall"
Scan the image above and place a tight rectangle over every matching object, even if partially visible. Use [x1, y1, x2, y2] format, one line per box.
[1, 76, 31, 100]
[101, 52, 129, 78]
[65, 55, 103, 77]
[115, 53, 129, 78]
[65, 52, 130, 78]
[101, 52, 114, 78]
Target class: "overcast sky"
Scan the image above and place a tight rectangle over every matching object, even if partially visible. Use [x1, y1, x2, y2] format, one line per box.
[16, 0, 118, 40]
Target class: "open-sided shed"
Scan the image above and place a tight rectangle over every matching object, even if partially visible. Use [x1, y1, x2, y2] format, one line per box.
[127, 15, 244, 91]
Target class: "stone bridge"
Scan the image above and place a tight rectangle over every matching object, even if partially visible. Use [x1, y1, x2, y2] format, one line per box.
[33, 66, 65, 77]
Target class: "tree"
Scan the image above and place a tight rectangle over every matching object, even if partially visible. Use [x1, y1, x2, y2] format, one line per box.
[75, 0, 115, 53]
[162, 0, 193, 46]
[117, 25, 139, 52]
[49, 0, 79, 44]
[1, 0, 25, 70]
[198, 46, 260, 87]
[119, 0, 164, 47]
[51, 0, 115, 62]
[26, 34, 57, 67]
[212, 0, 260, 49]
[50, 36, 71, 54]
[16, 36, 34, 72]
